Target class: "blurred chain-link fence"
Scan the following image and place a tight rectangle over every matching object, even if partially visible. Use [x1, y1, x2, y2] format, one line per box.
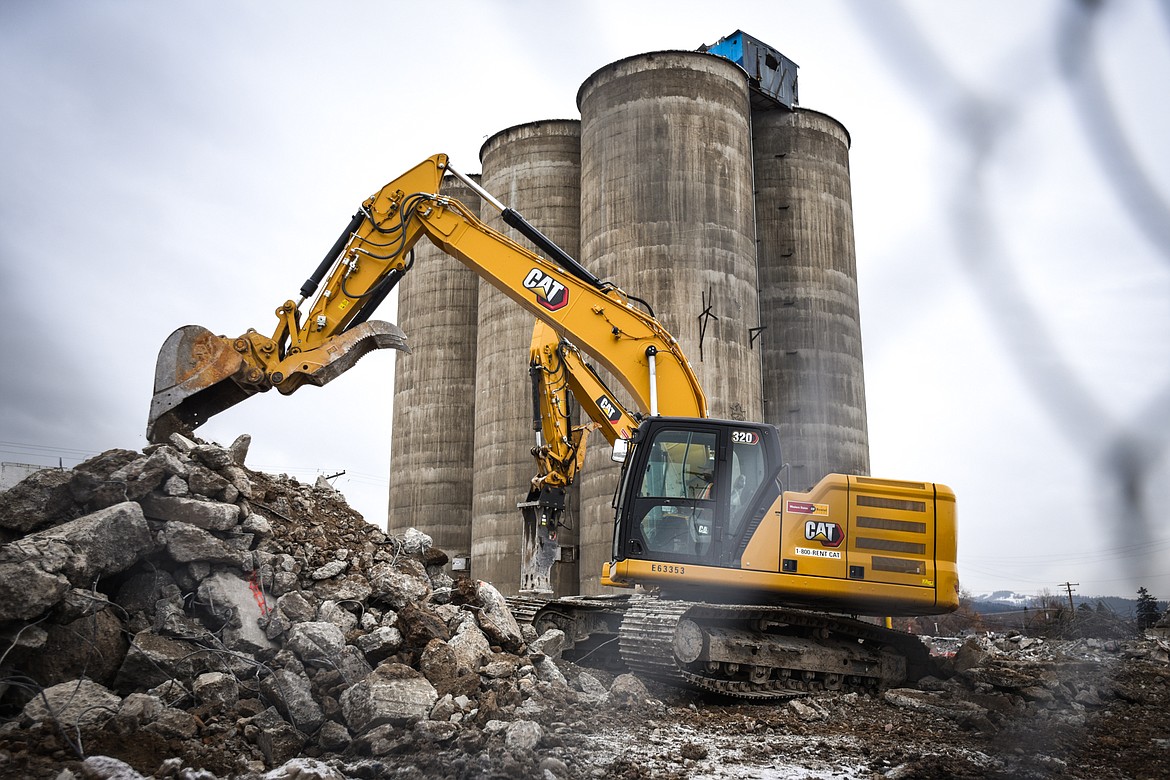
[847, 0, 1170, 597]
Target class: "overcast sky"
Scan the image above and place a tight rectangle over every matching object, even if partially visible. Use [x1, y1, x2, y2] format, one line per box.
[2, 1, 1167, 600]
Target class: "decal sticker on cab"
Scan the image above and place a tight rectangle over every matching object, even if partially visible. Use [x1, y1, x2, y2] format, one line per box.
[804, 520, 844, 548]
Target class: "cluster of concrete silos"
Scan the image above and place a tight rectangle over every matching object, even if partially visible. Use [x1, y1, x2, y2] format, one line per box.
[389, 35, 869, 596]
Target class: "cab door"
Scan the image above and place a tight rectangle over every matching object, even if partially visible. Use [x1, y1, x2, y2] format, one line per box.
[621, 424, 722, 565]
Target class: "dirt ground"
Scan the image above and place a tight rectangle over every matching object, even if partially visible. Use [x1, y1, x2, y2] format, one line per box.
[14, 651, 1161, 780]
[550, 652, 1170, 780]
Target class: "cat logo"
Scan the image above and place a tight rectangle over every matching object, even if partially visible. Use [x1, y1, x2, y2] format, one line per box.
[804, 521, 844, 548]
[522, 268, 568, 311]
[596, 394, 622, 423]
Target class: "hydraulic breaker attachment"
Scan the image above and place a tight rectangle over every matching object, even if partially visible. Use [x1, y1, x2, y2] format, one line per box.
[517, 487, 563, 596]
[146, 320, 407, 443]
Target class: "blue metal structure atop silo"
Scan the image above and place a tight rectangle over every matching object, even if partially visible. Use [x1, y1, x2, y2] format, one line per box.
[703, 30, 799, 109]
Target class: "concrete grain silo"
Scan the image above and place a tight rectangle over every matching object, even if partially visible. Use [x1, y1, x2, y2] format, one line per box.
[752, 106, 870, 489]
[388, 174, 482, 564]
[472, 120, 582, 595]
[576, 51, 763, 593]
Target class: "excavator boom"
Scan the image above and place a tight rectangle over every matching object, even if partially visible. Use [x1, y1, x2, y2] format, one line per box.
[147, 154, 705, 443]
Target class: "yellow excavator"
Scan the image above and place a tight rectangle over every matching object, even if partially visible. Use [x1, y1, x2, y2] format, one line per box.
[148, 154, 958, 699]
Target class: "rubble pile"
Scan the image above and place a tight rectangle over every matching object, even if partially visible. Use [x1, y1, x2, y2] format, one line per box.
[1, 438, 1168, 779]
[0, 436, 653, 779]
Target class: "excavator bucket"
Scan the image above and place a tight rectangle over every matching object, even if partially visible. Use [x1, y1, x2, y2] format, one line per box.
[146, 320, 409, 443]
[147, 325, 255, 443]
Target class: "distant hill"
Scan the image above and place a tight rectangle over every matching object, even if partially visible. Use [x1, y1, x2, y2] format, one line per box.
[969, 591, 1154, 618]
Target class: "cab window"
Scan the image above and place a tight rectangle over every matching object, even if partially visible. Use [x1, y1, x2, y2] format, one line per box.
[634, 429, 717, 559]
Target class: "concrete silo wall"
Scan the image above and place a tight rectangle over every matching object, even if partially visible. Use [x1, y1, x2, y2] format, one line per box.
[753, 107, 870, 490]
[576, 51, 763, 593]
[388, 174, 482, 560]
[472, 120, 582, 595]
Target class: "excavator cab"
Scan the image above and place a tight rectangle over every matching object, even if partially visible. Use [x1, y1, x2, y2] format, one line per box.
[611, 417, 782, 575]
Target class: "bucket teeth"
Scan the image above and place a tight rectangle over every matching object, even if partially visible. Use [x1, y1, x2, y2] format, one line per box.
[274, 320, 409, 394]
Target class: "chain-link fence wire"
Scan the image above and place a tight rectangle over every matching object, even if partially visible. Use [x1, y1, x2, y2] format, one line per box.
[844, 0, 1170, 595]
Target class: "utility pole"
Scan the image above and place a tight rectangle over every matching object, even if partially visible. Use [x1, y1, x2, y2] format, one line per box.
[1059, 581, 1079, 615]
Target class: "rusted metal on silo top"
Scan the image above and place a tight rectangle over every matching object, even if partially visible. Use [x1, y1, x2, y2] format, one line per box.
[576, 49, 748, 110]
[702, 30, 800, 110]
[480, 119, 581, 163]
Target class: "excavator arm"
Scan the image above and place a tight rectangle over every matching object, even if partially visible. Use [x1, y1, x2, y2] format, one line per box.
[521, 319, 652, 593]
[148, 154, 707, 443]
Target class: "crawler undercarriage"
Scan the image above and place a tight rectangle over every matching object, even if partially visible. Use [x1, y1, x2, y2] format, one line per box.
[511, 595, 934, 700]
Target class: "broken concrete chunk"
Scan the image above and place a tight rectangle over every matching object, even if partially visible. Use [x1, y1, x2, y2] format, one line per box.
[250, 709, 307, 767]
[263, 757, 346, 780]
[529, 627, 567, 660]
[144, 705, 200, 740]
[190, 443, 234, 470]
[475, 580, 524, 652]
[339, 662, 438, 734]
[398, 527, 433, 555]
[0, 560, 70, 621]
[67, 469, 131, 510]
[197, 572, 276, 653]
[187, 463, 233, 499]
[25, 607, 127, 689]
[163, 521, 242, 565]
[80, 755, 148, 780]
[194, 671, 240, 711]
[115, 570, 178, 614]
[355, 626, 404, 665]
[229, 434, 251, 465]
[141, 494, 240, 530]
[335, 645, 374, 686]
[22, 679, 122, 727]
[261, 667, 325, 734]
[34, 501, 152, 585]
[114, 692, 163, 734]
[168, 433, 197, 453]
[576, 671, 607, 699]
[397, 601, 451, 647]
[312, 573, 373, 605]
[222, 464, 254, 499]
[310, 560, 348, 580]
[954, 637, 991, 674]
[286, 621, 347, 665]
[0, 468, 76, 535]
[316, 599, 358, 633]
[504, 719, 543, 753]
[609, 673, 649, 706]
[316, 722, 352, 754]
[241, 513, 272, 539]
[367, 559, 431, 609]
[277, 591, 316, 623]
[449, 616, 492, 672]
[162, 474, 189, 497]
[534, 656, 566, 686]
[114, 630, 207, 692]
